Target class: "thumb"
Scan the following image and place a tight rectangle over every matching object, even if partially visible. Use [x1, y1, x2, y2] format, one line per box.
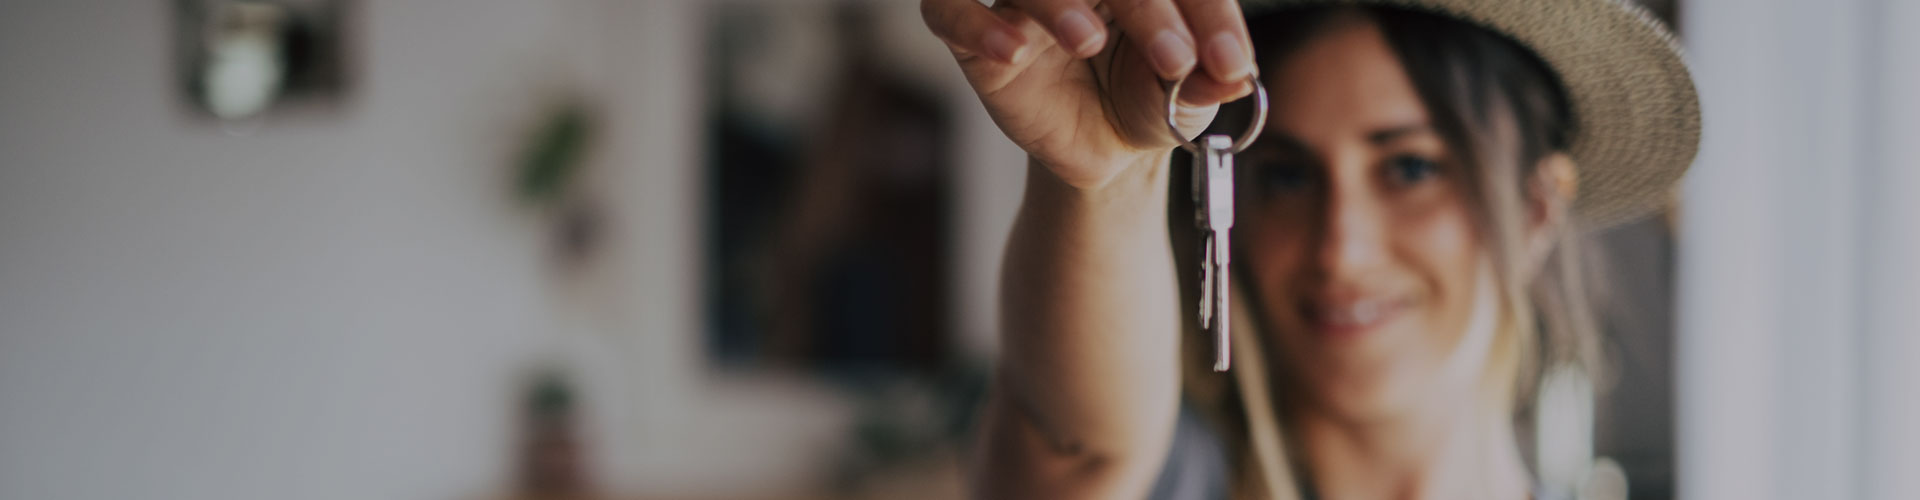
[1169, 72, 1257, 141]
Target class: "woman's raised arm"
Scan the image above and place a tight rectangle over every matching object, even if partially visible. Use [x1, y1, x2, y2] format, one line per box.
[919, 0, 1256, 496]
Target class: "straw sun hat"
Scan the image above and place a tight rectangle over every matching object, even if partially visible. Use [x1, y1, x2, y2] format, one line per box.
[1241, 0, 1701, 229]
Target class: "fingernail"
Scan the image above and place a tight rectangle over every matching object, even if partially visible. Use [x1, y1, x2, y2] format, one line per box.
[1237, 80, 1255, 98]
[1206, 32, 1253, 81]
[1149, 30, 1196, 77]
[1055, 11, 1103, 56]
[983, 29, 1022, 62]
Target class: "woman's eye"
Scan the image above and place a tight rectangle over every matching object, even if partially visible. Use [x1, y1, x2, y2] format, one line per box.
[1385, 155, 1440, 185]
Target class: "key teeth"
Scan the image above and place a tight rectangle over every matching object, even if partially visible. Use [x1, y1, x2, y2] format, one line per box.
[1198, 286, 1212, 328]
[1198, 235, 1214, 329]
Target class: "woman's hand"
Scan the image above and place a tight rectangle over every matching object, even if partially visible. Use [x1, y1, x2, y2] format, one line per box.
[922, 0, 1259, 190]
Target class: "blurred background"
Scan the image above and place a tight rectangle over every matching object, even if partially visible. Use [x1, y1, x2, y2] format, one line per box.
[0, 1, 1913, 499]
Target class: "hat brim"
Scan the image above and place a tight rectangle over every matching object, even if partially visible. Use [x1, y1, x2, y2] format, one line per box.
[1242, 0, 1701, 229]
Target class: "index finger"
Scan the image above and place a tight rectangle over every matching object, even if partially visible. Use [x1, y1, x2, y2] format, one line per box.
[1004, 0, 1110, 58]
[1174, 0, 1256, 83]
[924, 0, 1031, 62]
[1104, 0, 1200, 79]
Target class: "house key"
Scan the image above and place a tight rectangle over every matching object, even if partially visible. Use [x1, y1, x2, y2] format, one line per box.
[1166, 75, 1268, 372]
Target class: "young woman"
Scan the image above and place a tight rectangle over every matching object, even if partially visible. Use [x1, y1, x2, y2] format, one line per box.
[921, 0, 1699, 498]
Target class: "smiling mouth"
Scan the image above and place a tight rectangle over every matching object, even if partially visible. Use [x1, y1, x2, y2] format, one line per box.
[1301, 296, 1410, 338]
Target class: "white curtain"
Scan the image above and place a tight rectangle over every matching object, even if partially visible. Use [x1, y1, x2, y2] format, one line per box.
[1678, 0, 1920, 499]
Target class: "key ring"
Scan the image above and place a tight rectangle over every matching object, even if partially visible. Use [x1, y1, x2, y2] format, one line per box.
[1164, 74, 1269, 154]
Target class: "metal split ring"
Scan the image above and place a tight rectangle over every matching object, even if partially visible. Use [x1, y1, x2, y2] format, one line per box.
[1164, 73, 1269, 154]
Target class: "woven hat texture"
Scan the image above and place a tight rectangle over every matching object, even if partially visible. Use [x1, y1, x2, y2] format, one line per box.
[1242, 0, 1701, 228]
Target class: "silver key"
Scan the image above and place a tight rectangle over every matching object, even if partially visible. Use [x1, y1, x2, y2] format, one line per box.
[1194, 134, 1234, 371]
[1165, 74, 1267, 373]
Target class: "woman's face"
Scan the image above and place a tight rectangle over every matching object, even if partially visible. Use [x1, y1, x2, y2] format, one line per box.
[1240, 14, 1491, 422]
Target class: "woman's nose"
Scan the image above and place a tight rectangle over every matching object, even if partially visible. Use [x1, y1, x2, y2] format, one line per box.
[1315, 180, 1388, 277]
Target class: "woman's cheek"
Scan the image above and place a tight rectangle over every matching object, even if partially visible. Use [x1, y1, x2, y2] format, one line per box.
[1245, 221, 1301, 304]
[1400, 197, 1481, 342]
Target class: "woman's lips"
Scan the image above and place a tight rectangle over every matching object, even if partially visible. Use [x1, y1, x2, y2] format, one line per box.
[1302, 296, 1409, 338]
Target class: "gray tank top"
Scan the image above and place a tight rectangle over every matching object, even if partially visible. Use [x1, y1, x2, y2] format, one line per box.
[1148, 405, 1232, 500]
[1147, 405, 1564, 500]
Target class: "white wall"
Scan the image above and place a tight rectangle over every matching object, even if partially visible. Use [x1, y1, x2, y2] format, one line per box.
[1857, 4, 1920, 498]
[1678, 0, 1920, 499]
[0, 1, 1029, 499]
[0, 1, 630, 498]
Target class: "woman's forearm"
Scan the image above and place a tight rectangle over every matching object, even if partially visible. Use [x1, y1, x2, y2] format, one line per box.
[973, 155, 1184, 497]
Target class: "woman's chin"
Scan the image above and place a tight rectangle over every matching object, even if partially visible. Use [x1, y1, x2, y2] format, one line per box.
[1305, 377, 1437, 425]
[1287, 349, 1431, 423]
[1272, 306, 1439, 421]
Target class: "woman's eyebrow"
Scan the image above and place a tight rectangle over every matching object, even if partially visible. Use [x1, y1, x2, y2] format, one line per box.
[1367, 124, 1433, 145]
